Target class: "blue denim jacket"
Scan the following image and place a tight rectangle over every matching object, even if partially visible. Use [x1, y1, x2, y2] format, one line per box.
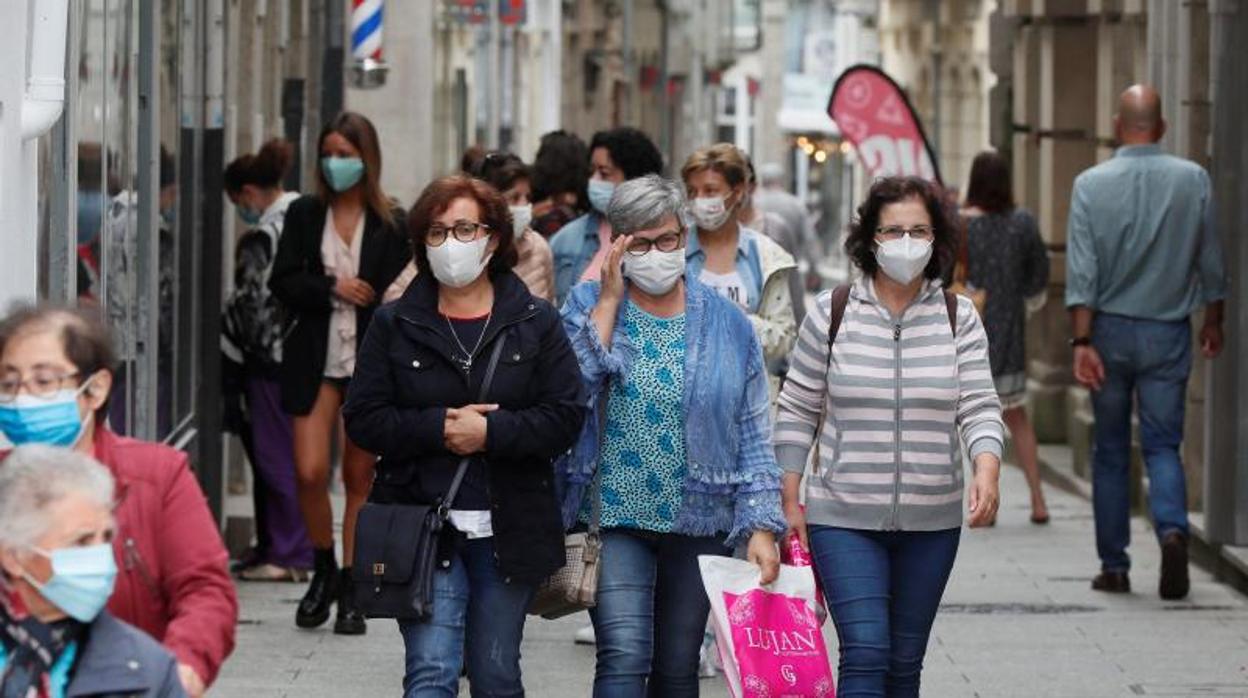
[550, 212, 604, 307]
[555, 277, 787, 546]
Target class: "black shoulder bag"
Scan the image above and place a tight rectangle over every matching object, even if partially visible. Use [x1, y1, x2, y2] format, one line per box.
[351, 335, 507, 621]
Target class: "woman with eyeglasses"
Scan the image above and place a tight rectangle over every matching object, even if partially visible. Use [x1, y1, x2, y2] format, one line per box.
[774, 176, 1004, 696]
[268, 111, 409, 636]
[557, 174, 785, 696]
[343, 175, 584, 696]
[0, 305, 237, 697]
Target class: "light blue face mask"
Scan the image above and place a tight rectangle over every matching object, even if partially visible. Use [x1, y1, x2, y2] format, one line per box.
[321, 156, 366, 193]
[0, 379, 93, 447]
[588, 179, 616, 214]
[238, 205, 262, 226]
[22, 543, 118, 623]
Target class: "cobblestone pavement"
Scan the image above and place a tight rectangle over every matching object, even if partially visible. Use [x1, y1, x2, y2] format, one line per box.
[215, 456, 1248, 697]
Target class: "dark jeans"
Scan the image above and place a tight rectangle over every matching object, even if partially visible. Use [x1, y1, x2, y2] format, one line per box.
[397, 538, 536, 698]
[809, 526, 960, 698]
[1091, 314, 1192, 572]
[589, 529, 731, 698]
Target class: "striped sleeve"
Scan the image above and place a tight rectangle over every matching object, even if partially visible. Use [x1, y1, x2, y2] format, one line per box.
[953, 296, 1005, 463]
[773, 291, 832, 474]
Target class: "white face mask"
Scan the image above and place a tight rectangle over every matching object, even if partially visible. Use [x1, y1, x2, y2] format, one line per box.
[691, 195, 733, 231]
[875, 234, 934, 285]
[427, 236, 493, 289]
[622, 248, 686, 296]
[509, 204, 533, 234]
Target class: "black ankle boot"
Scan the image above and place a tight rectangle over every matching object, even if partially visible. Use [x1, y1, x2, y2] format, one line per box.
[333, 567, 367, 635]
[296, 548, 339, 629]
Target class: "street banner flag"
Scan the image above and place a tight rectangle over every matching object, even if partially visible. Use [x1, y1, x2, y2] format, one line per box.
[827, 64, 943, 185]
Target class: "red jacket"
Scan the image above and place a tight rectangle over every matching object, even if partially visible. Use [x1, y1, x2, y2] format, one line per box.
[94, 428, 238, 686]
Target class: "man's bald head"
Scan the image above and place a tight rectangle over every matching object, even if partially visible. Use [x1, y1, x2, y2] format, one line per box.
[1115, 84, 1166, 144]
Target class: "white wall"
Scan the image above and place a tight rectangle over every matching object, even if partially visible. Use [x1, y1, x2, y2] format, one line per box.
[0, 1, 38, 310]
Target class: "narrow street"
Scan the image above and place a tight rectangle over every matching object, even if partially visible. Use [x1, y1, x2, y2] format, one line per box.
[216, 453, 1248, 697]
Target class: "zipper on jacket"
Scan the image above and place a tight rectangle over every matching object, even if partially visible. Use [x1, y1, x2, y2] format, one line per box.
[891, 322, 903, 530]
[123, 537, 160, 596]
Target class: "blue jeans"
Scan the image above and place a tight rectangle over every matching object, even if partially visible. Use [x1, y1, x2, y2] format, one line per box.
[397, 538, 536, 697]
[808, 526, 960, 698]
[589, 529, 731, 698]
[1091, 314, 1192, 572]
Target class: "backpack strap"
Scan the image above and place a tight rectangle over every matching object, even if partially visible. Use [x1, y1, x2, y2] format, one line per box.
[943, 289, 959, 337]
[827, 284, 852, 354]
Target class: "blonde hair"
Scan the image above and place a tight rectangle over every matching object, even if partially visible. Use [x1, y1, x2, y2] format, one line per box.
[680, 143, 750, 189]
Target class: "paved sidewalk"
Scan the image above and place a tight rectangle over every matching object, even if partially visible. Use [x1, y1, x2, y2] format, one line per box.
[215, 463, 1248, 697]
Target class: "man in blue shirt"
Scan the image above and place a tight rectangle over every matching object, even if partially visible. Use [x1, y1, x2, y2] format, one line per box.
[1066, 84, 1227, 600]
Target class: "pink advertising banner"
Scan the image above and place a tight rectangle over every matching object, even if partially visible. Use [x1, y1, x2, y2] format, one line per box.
[827, 64, 943, 185]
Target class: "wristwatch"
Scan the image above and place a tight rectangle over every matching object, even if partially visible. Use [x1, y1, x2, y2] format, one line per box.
[1069, 337, 1092, 348]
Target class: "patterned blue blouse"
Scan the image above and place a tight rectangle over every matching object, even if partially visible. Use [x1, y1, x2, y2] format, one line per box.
[582, 302, 687, 532]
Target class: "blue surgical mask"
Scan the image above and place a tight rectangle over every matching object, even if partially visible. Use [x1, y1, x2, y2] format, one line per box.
[588, 179, 616, 214]
[22, 544, 118, 623]
[0, 380, 93, 447]
[238, 205, 262, 225]
[321, 156, 366, 192]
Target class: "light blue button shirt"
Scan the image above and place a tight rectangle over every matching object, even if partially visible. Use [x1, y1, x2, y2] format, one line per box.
[1065, 144, 1227, 321]
[685, 226, 765, 314]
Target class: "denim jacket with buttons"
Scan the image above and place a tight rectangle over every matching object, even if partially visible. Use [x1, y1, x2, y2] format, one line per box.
[555, 277, 787, 546]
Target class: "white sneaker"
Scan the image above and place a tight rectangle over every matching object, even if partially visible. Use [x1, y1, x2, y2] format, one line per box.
[573, 625, 596, 645]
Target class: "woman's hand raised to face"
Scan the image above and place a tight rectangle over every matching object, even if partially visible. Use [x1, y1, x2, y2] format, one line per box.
[598, 235, 632, 307]
[443, 404, 498, 456]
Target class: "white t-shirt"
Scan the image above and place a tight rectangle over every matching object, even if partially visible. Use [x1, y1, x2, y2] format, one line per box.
[448, 510, 493, 539]
[321, 209, 364, 378]
[699, 268, 750, 311]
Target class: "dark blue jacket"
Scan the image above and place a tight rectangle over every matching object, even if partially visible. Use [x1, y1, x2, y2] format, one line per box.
[344, 270, 586, 583]
[68, 612, 186, 697]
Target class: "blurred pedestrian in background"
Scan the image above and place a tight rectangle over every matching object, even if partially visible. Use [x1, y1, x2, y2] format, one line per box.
[344, 175, 584, 697]
[0, 445, 186, 697]
[268, 111, 408, 635]
[550, 127, 664, 306]
[530, 129, 590, 238]
[754, 162, 818, 290]
[470, 152, 555, 303]
[681, 144, 798, 377]
[222, 138, 314, 581]
[963, 150, 1051, 525]
[0, 305, 237, 696]
[776, 176, 1003, 697]
[558, 175, 784, 696]
[1066, 84, 1227, 600]
[739, 158, 807, 327]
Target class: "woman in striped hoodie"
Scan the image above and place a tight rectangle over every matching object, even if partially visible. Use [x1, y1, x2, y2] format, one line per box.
[775, 176, 1004, 697]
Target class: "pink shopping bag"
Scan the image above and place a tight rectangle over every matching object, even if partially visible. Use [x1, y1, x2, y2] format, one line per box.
[700, 556, 836, 698]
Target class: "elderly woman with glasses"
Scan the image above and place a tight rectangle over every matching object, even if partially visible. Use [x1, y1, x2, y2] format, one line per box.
[0, 445, 185, 697]
[775, 176, 1004, 696]
[0, 305, 236, 697]
[343, 175, 585, 696]
[557, 174, 786, 696]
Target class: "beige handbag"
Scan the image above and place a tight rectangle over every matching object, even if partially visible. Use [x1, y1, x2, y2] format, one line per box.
[528, 392, 607, 619]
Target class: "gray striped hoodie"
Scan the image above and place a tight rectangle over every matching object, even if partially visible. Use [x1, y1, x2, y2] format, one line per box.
[774, 278, 1004, 531]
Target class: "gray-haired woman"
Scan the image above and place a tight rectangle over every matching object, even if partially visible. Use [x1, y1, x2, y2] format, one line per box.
[0, 445, 186, 697]
[556, 174, 786, 696]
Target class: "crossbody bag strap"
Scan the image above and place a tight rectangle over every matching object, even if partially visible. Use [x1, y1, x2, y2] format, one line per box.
[440, 330, 508, 517]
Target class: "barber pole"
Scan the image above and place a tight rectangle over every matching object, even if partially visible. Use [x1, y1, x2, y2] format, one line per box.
[350, 0, 389, 88]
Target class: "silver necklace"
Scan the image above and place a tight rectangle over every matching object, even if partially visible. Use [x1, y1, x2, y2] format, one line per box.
[444, 312, 492, 372]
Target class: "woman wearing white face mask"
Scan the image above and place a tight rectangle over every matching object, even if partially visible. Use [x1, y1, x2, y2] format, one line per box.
[681, 144, 798, 380]
[557, 175, 785, 695]
[774, 177, 1004, 696]
[343, 175, 585, 696]
[382, 151, 556, 304]
[0, 446, 186, 697]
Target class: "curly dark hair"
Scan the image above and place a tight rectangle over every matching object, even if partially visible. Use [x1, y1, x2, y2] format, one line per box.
[407, 175, 519, 277]
[589, 127, 663, 180]
[845, 176, 958, 280]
